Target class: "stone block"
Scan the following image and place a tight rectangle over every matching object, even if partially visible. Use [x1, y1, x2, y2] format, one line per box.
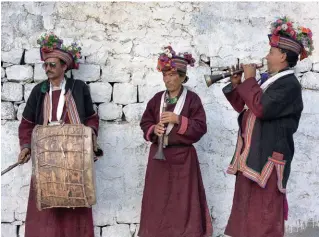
[6, 65, 33, 82]
[34, 64, 47, 81]
[131, 70, 145, 86]
[123, 103, 146, 123]
[1, 102, 15, 120]
[94, 226, 101, 237]
[102, 224, 131, 237]
[101, 57, 131, 83]
[1, 83, 23, 102]
[17, 103, 26, 121]
[98, 103, 122, 121]
[89, 82, 112, 103]
[19, 224, 25, 237]
[302, 89, 319, 114]
[1, 224, 16, 237]
[72, 64, 100, 82]
[24, 83, 37, 102]
[1, 49, 24, 64]
[1, 196, 15, 222]
[294, 57, 313, 73]
[108, 40, 133, 55]
[113, 83, 137, 105]
[25, 48, 42, 64]
[1, 67, 6, 78]
[313, 63, 319, 72]
[301, 72, 319, 90]
[1, 121, 31, 223]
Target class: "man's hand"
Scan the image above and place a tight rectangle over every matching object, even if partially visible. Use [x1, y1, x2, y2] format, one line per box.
[18, 148, 31, 164]
[160, 112, 179, 124]
[154, 122, 165, 137]
[229, 64, 242, 85]
[242, 63, 257, 80]
[92, 131, 98, 153]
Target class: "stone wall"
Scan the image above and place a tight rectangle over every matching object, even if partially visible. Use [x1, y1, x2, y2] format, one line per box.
[1, 2, 319, 237]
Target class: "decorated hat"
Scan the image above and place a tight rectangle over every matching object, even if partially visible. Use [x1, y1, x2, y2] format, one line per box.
[157, 46, 195, 73]
[37, 32, 82, 70]
[268, 16, 314, 60]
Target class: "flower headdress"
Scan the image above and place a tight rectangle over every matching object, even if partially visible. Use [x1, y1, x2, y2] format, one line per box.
[37, 32, 82, 69]
[269, 16, 314, 60]
[157, 46, 195, 72]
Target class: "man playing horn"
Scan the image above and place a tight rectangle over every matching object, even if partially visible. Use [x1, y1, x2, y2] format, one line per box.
[223, 17, 313, 237]
[138, 46, 213, 237]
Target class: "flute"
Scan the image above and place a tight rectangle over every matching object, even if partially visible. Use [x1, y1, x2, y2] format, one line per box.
[153, 101, 167, 160]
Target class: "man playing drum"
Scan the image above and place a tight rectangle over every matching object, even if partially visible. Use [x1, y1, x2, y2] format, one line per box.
[223, 17, 313, 237]
[17, 32, 101, 237]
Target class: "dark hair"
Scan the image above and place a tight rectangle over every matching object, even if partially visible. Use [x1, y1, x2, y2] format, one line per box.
[280, 48, 299, 68]
[59, 59, 69, 72]
[177, 70, 189, 83]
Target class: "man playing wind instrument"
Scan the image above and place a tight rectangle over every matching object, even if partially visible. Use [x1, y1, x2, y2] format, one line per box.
[223, 17, 313, 237]
[138, 46, 213, 237]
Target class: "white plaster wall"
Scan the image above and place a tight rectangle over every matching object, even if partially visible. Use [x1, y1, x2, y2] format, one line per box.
[1, 2, 319, 237]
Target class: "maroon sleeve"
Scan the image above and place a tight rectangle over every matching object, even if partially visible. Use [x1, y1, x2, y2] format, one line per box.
[172, 94, 207, 145]
[140, 96, 158, 142]
[84, 112, 99, 136]
[18, 117, 36, 150]
[223, 83, 245, 113]
[236, 78, 263, 118]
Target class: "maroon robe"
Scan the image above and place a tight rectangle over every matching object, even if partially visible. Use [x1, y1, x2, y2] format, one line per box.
[19, 90, 99, 237]
[138, 88, 213, 237]
[224, 80, 285, 237]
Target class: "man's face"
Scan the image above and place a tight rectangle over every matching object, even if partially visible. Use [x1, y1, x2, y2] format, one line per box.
[43, 57, 67, 80]
[162, 69, 184, 92]
[265, 47, 286, 74]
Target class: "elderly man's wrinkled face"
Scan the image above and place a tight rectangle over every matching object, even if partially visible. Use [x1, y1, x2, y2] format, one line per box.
[162, 69, 185, 93]
[43, 57, 67, 81]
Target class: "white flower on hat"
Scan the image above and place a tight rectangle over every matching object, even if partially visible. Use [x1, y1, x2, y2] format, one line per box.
[281, 24, 288, 30]
[167, 53, 172, 58]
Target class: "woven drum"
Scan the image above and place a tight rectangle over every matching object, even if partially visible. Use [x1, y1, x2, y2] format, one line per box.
[31, 124, 96, 211]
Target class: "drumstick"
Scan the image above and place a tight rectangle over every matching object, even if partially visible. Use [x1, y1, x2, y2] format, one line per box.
[1, 161, 21, 176]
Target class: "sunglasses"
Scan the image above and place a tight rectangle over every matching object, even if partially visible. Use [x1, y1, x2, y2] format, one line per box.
[42, 62, 57, 69]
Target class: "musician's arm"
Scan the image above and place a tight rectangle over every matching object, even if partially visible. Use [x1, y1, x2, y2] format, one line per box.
[140, 97, 157, 142]
[173, 94, 207, 144]
[236, 78, 300, 120]
[83, 82, 99, 136]
[19, 118, 36, 151]
[19, 86, 38, 151]
[223, 83, 245, 113]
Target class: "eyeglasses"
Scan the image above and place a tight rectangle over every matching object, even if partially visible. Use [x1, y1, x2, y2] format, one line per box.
[42, 62, 57, 69]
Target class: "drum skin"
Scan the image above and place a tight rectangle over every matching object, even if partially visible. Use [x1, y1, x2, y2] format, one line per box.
[31, 124, 96, 211]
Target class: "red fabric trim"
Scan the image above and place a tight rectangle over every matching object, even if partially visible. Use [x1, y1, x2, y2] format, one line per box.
[146, 125, 155, 141]
[236, 78, 263, 118]
[272, 151, 284, 160]
[177, 116, 188, 135]
[268, 158, 286, 165]
[284, 194, 289, 220]
[22, 116, 35, 124]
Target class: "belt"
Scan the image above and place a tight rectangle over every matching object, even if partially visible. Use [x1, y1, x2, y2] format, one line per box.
[165, 144, 192, 148]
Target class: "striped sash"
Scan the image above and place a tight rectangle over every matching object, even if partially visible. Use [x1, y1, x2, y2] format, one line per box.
[43, 90, 81, 125]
